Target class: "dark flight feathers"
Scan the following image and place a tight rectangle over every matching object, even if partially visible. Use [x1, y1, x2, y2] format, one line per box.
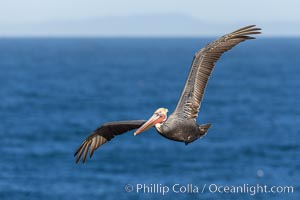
[74, 120, 146, 163]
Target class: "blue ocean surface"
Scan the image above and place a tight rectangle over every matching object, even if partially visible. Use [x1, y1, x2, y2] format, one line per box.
[0, 38, 299, 200]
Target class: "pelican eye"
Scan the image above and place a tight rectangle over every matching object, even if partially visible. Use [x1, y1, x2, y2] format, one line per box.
[154, 113, 161, 117]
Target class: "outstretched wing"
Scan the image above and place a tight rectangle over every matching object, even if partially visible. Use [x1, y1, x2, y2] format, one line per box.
[74, 120, 146, 163]
[174, 25, 261, 119]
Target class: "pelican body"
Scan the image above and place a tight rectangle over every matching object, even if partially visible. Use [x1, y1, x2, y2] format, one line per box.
[74, 25, 261, 163]
[134, 108, 210, 145]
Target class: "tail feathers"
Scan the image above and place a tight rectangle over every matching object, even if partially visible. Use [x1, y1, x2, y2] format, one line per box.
[184, 123, 212, 145]
[199, 123, 211, 137]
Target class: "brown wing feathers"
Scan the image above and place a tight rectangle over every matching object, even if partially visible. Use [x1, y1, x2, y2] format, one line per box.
[176, 25, 261, 119]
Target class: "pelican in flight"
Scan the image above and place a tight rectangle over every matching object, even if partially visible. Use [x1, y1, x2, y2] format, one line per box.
[75, 25, 261, 163]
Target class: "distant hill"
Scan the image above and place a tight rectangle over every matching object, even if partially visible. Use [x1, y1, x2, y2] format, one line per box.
[0, 14, 298, 37]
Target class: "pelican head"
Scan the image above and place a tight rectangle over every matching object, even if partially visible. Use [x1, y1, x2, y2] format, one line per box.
[134, 108, 168, 136]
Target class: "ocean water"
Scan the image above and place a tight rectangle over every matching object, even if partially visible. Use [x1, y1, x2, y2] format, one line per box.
[0, 38, 299, 200]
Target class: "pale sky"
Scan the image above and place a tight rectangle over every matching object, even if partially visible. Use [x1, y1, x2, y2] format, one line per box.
[0, 0, 299, 36]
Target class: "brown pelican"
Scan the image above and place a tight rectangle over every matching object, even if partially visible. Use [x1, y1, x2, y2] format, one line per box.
[75, 25, 261, 163]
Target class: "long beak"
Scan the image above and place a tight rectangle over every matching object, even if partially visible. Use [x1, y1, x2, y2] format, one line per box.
[134, 114, 161, 136]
